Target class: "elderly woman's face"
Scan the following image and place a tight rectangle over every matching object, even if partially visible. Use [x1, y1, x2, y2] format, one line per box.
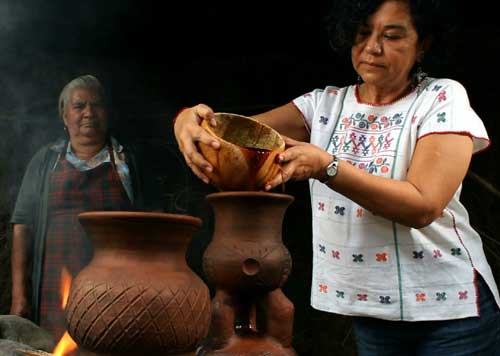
[63, 88, 108, 142]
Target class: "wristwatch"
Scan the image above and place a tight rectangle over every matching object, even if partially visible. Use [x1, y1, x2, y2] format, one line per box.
[322, 155, 339, 183]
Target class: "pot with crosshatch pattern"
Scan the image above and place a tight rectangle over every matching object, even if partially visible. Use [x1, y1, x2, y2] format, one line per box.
[65, 211, 211, 355]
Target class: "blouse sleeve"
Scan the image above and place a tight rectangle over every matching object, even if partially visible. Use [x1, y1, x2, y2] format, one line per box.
[292, 87, 338, 132]
[416, 79, 490, 154]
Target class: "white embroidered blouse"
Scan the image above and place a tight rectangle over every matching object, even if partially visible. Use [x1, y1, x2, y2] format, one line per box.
[292, 78, 499, 321]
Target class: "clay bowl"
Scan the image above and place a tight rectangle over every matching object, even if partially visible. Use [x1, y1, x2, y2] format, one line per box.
[199, 112, 285, 191]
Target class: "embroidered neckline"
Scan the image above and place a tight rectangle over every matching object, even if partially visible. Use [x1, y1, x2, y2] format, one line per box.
[355, 83, 418, 107]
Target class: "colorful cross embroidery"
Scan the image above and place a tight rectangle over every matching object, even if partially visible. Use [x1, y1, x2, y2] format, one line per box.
[318, 202, 325, 211]
[356, 208, 363, 218]
[437, 90, 447, 102]
[433, 250, 442, 258]
[334, 206, 345, 215]
[336, 290, 345, 298]
[413, 250, 424, 259]
[319, 116, 329, 125]
[331, 250, 340, 259]
[319, 244, 326, 253]
[458, 291, 468, 300]
[411, 115, 418, 124]
[352, 254, 364, 263]
[436, 292, 447, 301]
[416, 293, 426, 302]
[432, 85, 442, 92]
[319, 284, 328, 293]
[376, 252, 388, 262]
[379, 296, 391, 304]
[437, 112, 446, 123]
[451, 248, 462, 256]
[357, 294, 368, 301]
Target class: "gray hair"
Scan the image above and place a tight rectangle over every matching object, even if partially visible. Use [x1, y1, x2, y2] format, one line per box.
[58, 75, 107, 119]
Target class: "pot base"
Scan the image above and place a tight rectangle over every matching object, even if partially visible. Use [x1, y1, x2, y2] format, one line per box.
[198, 334, 296, 356]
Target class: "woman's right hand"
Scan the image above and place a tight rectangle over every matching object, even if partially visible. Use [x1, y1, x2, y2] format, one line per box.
[173, 104, 220, 184]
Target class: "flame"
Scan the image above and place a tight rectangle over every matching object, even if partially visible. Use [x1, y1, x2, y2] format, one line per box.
[53, 331, 78, 356]
[60, 267, 72, 309]
[53, 267, 78, 356]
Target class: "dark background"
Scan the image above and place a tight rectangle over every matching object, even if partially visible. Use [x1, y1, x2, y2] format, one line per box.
[0, 1, 499, 355]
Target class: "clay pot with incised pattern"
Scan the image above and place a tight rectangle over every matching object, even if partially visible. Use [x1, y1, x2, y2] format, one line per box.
[65, 211, 211, 356]
[200, 191, 296, 356]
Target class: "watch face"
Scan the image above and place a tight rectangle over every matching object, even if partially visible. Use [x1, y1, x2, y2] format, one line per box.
[326, 159, 338, 177]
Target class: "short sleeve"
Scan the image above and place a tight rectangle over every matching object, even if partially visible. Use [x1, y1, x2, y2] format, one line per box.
[10, 149, 46, 226]
[292, 87, 340, 132]
[417, 79, 490, 153]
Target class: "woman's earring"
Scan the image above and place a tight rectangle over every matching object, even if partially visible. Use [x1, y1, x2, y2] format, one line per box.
[357, 75, 363, 84]
[414, 66, 427, 84]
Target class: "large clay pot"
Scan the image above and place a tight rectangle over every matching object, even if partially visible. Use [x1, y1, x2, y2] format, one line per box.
[65, 211, 211, 356]
[198, 112, 285, 191]
[201, 192, 296, 356]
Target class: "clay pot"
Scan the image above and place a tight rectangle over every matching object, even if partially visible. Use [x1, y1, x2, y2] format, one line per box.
[203, 192, 293, 294]
[198, 112, 285, 191]
[201, 192, 296, 356]
[65, 211, 211, 356]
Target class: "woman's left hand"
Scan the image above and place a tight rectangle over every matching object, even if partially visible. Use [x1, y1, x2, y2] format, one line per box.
[265, 136, 332, 191]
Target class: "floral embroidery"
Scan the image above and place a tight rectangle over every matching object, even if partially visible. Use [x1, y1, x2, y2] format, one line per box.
[451, 248, 462, 256]
[319, 115, 329, 125]
[318, 202, 325, 211]
[379, 296, 391, 304]
[411, 115, 417, 124]
[352, 254, 364, 263]
[432, 85, 442, 92]
[336, 290, 345, 298]
[357, 294, 368, 301]
[436, 292, 447, 301]
[433, 250, 442, 258]
[331, 250, 340, 259]
[416, 293, 426, 302]
[413, 250, 424, 259]
[376, 252, 388, 262]
[319, 284, 328, 293]
[437, 112, 446, 123]
[319, 244, 326, 253]
[367, 157, 390, 174]
[356, 208, 363, 217]
[458, 291, 468, 300]
[338, 112, 404, 131]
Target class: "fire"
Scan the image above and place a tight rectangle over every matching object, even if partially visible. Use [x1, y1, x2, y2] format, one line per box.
[60, 267, 72, 309]
[53, 331, 77, 356]
[53, 267, 77, 356]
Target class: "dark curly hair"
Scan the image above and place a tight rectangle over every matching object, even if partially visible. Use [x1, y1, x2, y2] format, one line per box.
[324, 0, 457, 70]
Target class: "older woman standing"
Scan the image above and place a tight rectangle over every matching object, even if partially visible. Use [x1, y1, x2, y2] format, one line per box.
[174, 0, 499, 354]
[9, 75, 154, 340]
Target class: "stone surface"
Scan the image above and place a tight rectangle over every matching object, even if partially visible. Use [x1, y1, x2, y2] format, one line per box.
[0, 315, 55, 352]
[0, 339, 36, 356]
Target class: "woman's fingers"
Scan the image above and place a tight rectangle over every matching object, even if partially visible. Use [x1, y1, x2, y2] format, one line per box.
[194, 104, 218, 127]
[174, 104, 222, 182]
[185, 154, 210, 184]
